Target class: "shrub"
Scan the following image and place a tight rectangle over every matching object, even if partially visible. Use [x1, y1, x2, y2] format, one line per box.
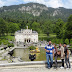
[28, 46, 36, 50]
[52, 39, 55, 43]
[55, 38, 60, 44]
[52, 38, 60, 44]
[65, 39, 69, 45]
[1, 48, 4, 50]
[8, 43, 14, 47]
[59, 39, 63, 44]
[2, 39, 8, 45]
[70, 39, 72, 45]
[0, 40, 2, 45]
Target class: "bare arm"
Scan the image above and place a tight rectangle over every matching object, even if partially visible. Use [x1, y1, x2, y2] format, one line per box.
[56, 47, 58, 53]
[67, 50, 69, 58]
[45, 49, 47, 52]
[52, 49, 54, 57]
[45, 49, 50, 52]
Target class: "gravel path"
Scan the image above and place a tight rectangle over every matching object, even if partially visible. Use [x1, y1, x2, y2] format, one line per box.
[0, 64, 72, 72]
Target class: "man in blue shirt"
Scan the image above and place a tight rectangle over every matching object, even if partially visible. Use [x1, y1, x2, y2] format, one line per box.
[45, 41, 54, 69]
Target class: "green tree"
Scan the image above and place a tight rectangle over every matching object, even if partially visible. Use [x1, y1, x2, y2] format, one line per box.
[65, 15, 72, 39]
[42, 20, 53, 36]
[65, 39, 69, 45]
[55, 19, 65, 39]
[0, 18, 7, 35]
[8, 22, 20, 33]
[20, 21, 26, 29]
[31, 21, 41, 33]
[70, 39, 72, 45]
[59, 39, 63, 44]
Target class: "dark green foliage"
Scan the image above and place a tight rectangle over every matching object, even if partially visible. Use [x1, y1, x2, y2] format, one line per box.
[65, 15, 72, 39]
[55, 19, 65, 38]
[1, 48, 4, 50]
[0, 3, 72, 44]
[8, 22, 20, 33]
[0, 18, 8, 35]
[70, 39, 72, 45]
[65, 39, 69, 45]
[8, 43, 14, 47]
[52, 38, 64, 44]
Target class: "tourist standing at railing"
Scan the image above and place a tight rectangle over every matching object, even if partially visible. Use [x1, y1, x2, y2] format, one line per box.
[64, 43, 71, 69]
[53, 43, 58, 69]
[45, 41, 54, 69]
[59, 43, 65, 68]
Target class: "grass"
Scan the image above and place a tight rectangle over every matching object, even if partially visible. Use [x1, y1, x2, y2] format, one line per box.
[49, 33, 56, 37]
[34, 48, 60, 61]
[38, 34, 48, 37]
[38, 33, 56, 41]
[39, 33, 56, 38]
[6, 35, 15, 41]
[0, 35, 15, 45]
[0, 35, 14, 40]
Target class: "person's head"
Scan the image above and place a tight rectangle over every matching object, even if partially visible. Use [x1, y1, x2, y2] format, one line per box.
[64, 43, 67, 47]
[49, 41, 51, 45]
[59, 43, 62, 47]
[53, 43, 56, 47]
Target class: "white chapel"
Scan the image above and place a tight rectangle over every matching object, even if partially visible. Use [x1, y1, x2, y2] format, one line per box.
[15, 26, 38, 43]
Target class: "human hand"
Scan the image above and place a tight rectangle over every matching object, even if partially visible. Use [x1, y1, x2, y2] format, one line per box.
[67, 55, 68, 59]
[63, 53, 65, 56]
[53, 54, 54, 57]
[46, 50, 50, 52]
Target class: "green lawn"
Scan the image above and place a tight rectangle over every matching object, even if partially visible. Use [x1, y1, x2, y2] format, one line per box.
[38, 34, 47, 37]
[49, 33, 56, 37]
[38, 33, 56, 41]
[0, 35, 15, 45]
[6, 35, 15, 41]
[39, 33, 56, 38]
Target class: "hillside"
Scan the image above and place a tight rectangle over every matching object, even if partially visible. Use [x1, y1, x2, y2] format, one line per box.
[0, 3, 72, 22]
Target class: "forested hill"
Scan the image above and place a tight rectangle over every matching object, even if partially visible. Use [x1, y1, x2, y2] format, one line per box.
[0, 2, 72, 22]
[0, 2, 72, 41]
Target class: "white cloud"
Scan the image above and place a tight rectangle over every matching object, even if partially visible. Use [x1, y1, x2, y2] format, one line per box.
[24, 0, 63, 8]
[0, 0, 72, 9]
[0, 0, 5, 7]
[63, 0, 72, 9]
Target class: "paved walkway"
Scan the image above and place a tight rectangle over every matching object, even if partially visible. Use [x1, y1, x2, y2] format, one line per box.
[0, 64, 72, 72]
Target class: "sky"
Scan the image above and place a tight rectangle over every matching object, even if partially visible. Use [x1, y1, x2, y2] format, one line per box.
[0, 0, 72, 9]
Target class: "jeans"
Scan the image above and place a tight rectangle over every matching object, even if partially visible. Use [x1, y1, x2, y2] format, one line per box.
[65, 55, 71, 68]
[61, 59, 64, 67]
[55, 56, 58, 68]
[46, 54, 53, 68]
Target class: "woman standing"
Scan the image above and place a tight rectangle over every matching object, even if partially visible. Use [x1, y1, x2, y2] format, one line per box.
[64, 43, 71, 68]
[53, 43, 58, 68]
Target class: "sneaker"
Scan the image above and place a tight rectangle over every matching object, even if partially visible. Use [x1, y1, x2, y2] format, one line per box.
[69, 66, 71, 68]
[48, 67, 50, 69]
[54, 67, 57, 70]
[60, 66, 64, 69]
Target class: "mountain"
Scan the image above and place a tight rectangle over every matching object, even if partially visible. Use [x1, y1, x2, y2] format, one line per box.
[0, 2, 72, 22]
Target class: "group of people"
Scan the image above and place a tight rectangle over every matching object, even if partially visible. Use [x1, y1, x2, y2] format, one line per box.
[45, 41, 71, 69]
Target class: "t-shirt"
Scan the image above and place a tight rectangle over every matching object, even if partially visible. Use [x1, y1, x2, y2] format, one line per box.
[64, 47, 68, 56]
[45, 44, 54, 54]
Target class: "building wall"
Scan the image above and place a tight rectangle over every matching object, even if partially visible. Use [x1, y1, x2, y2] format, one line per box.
[31, 34, 38, 43]
[15, 28, 38, 43]
[15, 34, 38, 43]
